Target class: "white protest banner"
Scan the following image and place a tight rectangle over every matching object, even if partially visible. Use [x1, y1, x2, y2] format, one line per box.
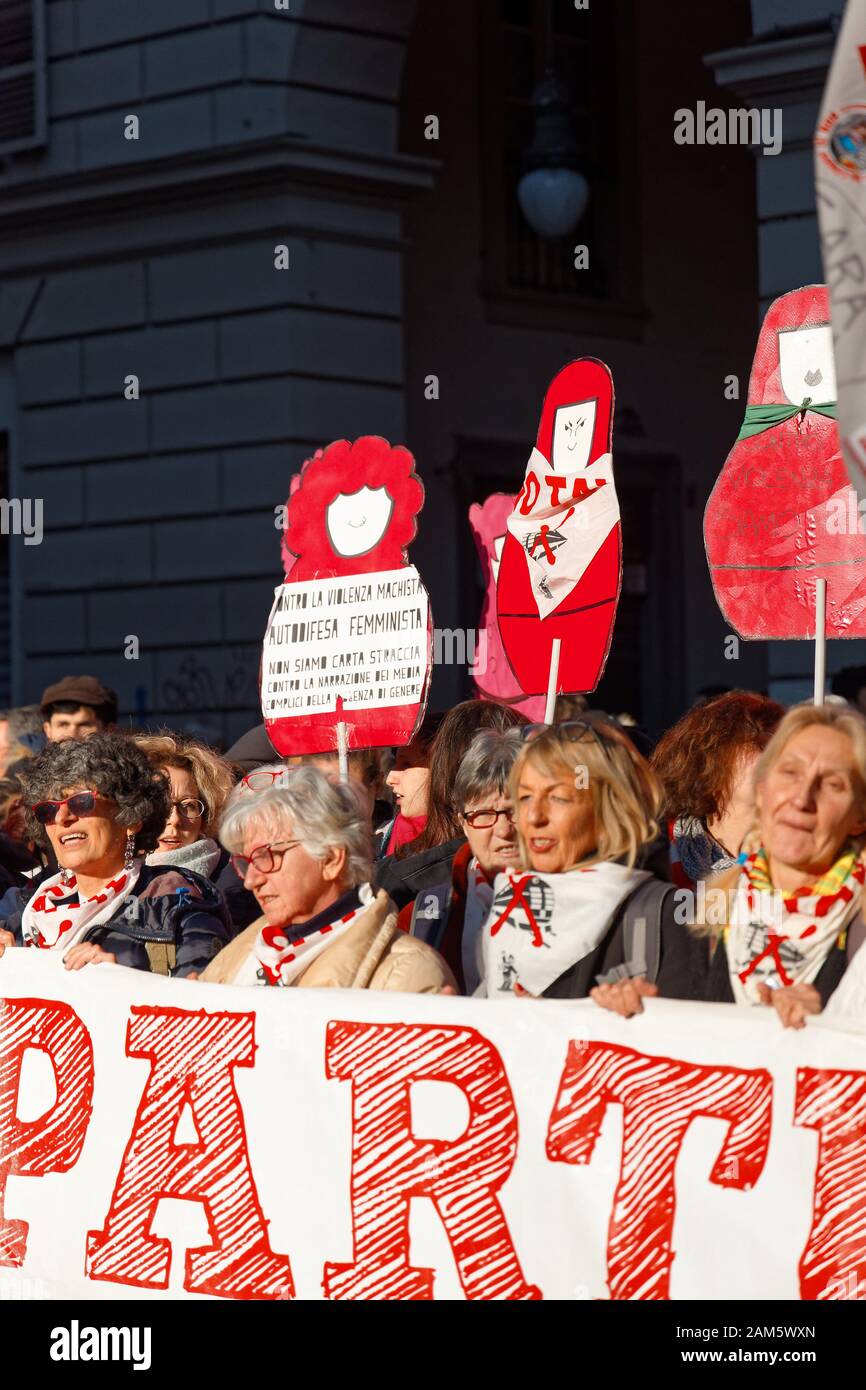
[261, 567, 428, 721]
[815, 0, 866, 505]
[1, 951, 865, 1302]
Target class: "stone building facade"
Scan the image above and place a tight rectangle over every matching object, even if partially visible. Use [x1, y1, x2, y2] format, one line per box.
[0, 0, 856, 740]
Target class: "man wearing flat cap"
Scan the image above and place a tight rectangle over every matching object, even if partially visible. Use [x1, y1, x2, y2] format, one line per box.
[40, 675, 118, 743]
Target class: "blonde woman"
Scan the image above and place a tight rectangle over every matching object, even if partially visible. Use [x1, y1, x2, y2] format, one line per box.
[479, 720, 705, 1000]
[133, 731, 256, 928]
[593, 704, 866, 1029]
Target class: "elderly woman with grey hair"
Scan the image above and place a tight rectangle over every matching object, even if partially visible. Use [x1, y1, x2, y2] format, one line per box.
[397, 727, 523, 993]
[201, 764, 455, 992]
[0, 732, 232, 976]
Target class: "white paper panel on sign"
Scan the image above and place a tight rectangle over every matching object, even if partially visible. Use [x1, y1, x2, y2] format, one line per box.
[261, 565, 428, 719]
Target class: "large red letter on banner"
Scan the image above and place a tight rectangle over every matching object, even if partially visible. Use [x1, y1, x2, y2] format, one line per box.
[546, 1041, 772, 1299]
[86, 1006, 292, 1299]
[795, 1067, 866, 1300]
[0, 997, 94, 1266]
[324, 1021, 540, 1300]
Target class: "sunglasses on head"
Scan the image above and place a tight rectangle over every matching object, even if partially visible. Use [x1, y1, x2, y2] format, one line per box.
[33, 790, 97, 825]
[521, 719, 616, 764]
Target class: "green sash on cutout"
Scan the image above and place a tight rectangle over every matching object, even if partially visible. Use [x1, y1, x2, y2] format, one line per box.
[736, 400, 837, 441]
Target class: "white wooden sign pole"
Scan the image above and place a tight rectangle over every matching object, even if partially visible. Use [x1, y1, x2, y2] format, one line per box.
[336, 720, 349, 782]
[814, 578, 827, 707]
[544, 638, 561, 726]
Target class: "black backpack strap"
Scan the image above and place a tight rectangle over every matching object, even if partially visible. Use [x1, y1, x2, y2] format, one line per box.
[595, 878, 675, 986]
[408, 882, 453, 952]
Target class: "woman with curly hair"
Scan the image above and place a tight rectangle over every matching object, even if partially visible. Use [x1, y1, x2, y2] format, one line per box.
[651, 691, 784, 889]
[134, 730, 258, 929]
[0, 732, 232, 976]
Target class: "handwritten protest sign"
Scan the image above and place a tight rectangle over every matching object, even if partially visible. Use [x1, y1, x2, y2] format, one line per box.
[496, 358, 622, 698]
[261, 568, 429, 720]
[264, 436, 432, 754]
[2, 951, 865, 1302]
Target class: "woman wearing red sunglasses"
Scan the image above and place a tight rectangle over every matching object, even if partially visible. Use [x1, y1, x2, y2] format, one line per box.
[0, 732, 233, 976]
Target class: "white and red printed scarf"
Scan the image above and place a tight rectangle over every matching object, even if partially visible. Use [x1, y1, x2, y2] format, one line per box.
[239, 882, 375, 987]
[21, 861, 143, 953]
[481, 861, 648, 998]
[726, 848, 865, 1004]
[506, 447, 621, 619]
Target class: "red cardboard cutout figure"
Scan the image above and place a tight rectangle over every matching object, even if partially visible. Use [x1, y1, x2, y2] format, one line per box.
[468, 493, 546, 720]
[496, 358, 622, 695]
[705, 285, 866, 639]
[263, 437, 432, 756]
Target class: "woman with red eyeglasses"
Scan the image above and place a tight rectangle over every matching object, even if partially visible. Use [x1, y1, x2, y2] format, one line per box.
[200, 763, 454, 992]
[0, 733, 232, 976]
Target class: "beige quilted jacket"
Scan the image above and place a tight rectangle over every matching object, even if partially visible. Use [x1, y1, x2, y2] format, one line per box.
[200, 888, 456, 993]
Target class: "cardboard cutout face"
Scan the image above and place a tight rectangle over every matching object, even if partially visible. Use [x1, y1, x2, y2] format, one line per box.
[551, 399, 598, 473]
[281, 436, 423, 581]
[326, 486, 394, 558]
[496, 358, 622, 697]
[705, 284, 866, 640]
[778, 325, 837, 405]
[264, 435, 432, 754]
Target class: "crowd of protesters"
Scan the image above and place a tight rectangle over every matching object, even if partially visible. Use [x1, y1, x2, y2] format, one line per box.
[1, 669, 866, 1032]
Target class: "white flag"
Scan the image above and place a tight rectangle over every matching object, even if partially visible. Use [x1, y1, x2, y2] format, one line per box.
[815, 1, 866, 502]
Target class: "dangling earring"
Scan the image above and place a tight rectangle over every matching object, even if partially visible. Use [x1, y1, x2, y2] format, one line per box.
[123, 831, 135, 874]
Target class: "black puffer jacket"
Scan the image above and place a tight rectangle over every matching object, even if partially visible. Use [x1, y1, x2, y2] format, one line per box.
[3, 864, 232, 978]
[375, 836, 466, 912]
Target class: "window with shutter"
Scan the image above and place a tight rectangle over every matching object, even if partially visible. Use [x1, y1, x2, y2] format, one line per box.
[0, 0, 45, 156]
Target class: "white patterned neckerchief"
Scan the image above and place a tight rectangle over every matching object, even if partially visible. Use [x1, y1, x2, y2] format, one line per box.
[481, 861, 648, 998]
[243, 882, 375, 987]
[21, 860, 143, 952]
[726, 853, 865, 1004]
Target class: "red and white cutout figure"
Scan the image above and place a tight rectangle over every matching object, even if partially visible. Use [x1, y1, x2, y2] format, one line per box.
[263, 436, 432, 756]
[705, 285, 866, 640]
[496, 358, 622, 695]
